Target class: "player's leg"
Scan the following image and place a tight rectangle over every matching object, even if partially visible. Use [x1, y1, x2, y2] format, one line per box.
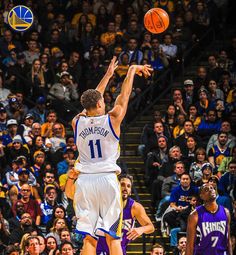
[81, 235, 97, 255]
[105, 234, 122, 255]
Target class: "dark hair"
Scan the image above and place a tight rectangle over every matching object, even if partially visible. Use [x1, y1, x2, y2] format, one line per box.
[5, 245, 20, 255]
[180, 172, 191, 180]
[228, 160, 236, 167]
[80, 89, 102, 110]
[60, 241, 74, 251]
[218, 131, 228, 138]
[118, 174, 134, 185]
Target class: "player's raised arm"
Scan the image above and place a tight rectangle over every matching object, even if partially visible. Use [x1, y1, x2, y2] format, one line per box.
[109, 64, 152, 123]
[127, 201, 155, 240]
[71, 57, 118, 129]
[96, 56, 118, 95]
[186, 210, 198, 255]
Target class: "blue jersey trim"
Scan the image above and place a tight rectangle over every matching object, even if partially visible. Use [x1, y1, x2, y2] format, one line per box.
[96, 228, 121, 239]
[108, 115, 119, 141]
[74, 229, 98, 240]
[74, 118, 79, 144]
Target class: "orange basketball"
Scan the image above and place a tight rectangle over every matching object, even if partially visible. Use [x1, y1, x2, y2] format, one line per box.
[144, 8, 169, 34]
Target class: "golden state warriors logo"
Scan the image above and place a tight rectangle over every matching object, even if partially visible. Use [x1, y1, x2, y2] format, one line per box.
[8, 5, 33, 32]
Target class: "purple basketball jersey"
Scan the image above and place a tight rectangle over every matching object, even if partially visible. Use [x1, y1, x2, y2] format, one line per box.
[194, 205, 229, 255]
[96, 198, 135, 255]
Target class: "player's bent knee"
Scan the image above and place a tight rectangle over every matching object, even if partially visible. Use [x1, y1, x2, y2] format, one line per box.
[84, 235, 97, 248]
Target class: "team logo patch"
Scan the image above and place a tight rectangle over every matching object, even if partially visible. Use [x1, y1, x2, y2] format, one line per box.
[8, 5, 34, 32]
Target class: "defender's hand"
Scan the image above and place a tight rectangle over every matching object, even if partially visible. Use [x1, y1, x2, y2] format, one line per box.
[135, 65, 153, 78]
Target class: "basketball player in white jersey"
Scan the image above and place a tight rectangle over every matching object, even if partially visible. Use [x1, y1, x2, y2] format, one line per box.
[65, 57, 152, 255]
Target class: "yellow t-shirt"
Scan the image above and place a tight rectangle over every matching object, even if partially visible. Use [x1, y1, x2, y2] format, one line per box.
[41, 122, 66, 138]
[71, 13, 96, 27]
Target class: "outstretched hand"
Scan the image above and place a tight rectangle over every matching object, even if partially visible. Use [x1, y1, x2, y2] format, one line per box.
[106, 56, 119, 78]
[135, 65, 153, 78]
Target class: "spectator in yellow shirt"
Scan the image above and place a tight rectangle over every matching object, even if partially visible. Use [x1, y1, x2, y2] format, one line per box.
[41, 110, 65, 138]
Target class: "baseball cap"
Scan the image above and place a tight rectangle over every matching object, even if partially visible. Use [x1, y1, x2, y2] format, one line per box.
[17, 168, 30, 175]
[209, 175, 219, 183]
[201, 162, 213, 172]
[6, 119, 18, 127]
[44, 184, 57, 194]
[198, 87, 208, 95]
[184, 79, 194, 86]
[33, 150, 45, 159]
[12, 135, 23, 144]
[36, 96, 46, 104]
[24, 113, 34, 120]
[60, 71, 70, 78]
[17, 53, 25, 60]
[0, 106, 6, 113]
[9, 97, 18, 104]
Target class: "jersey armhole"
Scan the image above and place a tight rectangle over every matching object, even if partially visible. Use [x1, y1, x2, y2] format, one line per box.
[108, 115, 119, 141]
[74, 118, 80, 144]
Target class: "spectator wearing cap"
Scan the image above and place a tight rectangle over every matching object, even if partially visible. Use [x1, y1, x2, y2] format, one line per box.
[40, 185, 58, 225]
[208, 131, 231, 173]
[208, 175, 233, 213]
[12, 183, 42, 225]
[29, 97, 47, 124]
[9, 168, 40, 205]
[195, 162, 213, 187]
[41, 110, 65, 139]
[6, 159, 36, 187]
[48, 71, 78, 105]
[18, 113, 34, 144]
[195, 87, 215, 117]
[1, 119, 18, 146]
[0, 72, 11, 107]
[182, 79, 196, 109]
[29, 151, 46, 181]
[57, 147, 76, 177]
[5, 96, 26, 122]
[0, 106, 8, 134]
[6, 135, 30, 163]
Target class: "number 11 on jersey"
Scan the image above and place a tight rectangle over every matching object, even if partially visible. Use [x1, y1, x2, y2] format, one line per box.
[88, 139, 102, 158]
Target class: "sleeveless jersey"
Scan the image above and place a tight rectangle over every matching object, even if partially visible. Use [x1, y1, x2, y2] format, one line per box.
[212, 145, 231, 168]
[194, 205, 229, 255]
[96, 198, 135, 255]
[74, 114, 121, 174]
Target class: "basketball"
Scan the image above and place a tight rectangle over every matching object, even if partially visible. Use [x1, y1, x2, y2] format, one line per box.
[144, 8, 169, 34]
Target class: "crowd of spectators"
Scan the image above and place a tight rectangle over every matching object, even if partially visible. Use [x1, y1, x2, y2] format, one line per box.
[0, 0, 235, 254]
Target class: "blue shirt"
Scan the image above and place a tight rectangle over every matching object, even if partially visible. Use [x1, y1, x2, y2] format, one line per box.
[170, 185, 198, 207]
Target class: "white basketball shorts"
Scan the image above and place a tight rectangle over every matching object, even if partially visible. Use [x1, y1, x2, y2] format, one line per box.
[73, 172, 122, 239]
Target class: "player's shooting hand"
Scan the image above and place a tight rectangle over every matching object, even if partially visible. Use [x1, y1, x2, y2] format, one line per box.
[135, 65, 153, 78]
[127, 227, 144, 240]
[107, 56, 118, 78]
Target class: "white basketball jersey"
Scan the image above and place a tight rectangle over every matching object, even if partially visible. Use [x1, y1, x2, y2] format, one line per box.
[74, 114, 121, 174]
